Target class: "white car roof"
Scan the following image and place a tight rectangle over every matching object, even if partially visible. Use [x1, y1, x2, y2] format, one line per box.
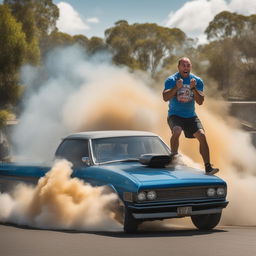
[65, 130, 158, 139]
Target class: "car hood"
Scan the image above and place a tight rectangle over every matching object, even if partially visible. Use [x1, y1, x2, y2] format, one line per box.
[100, 162, 225, 189]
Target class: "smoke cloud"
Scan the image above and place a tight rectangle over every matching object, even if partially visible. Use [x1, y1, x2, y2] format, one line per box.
[4, 45, 256, 230]
[14, 46, 165, 162]
[0, 160, 120, 231]
[182, 100, 256, 226]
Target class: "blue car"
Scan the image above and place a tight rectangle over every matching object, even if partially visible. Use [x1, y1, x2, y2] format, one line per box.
[0, 130, 228, 233]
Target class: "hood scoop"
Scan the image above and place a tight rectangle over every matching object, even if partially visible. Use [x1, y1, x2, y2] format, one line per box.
[139, 154, 171, 168]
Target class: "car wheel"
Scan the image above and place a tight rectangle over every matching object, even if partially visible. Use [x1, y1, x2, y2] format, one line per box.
[123, 208, 140, 233]
[191, 212, 222, 230]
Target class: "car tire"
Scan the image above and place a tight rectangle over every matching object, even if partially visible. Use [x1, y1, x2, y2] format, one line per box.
[191, 212, 222, 230]
[123, 208, 140, 233]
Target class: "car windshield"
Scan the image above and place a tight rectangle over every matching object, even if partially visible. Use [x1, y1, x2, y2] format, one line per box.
[91, 136, 170, 164]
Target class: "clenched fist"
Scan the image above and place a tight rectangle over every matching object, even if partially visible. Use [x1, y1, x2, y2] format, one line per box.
[176, 79, 183, 89]
[190, 78, 196, 89]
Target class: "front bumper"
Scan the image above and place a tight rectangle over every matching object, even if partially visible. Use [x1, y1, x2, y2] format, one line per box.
[127, 200, 229, 220]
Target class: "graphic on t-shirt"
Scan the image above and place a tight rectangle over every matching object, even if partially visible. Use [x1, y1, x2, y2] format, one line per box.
[177, 84, 193, 103]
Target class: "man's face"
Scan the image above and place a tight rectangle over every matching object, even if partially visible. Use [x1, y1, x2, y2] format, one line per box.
[178, 59, 191, 78]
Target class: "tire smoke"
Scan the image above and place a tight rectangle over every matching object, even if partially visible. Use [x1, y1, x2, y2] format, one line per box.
[0, 160, 120, 231]
[5, 45, 256, 229]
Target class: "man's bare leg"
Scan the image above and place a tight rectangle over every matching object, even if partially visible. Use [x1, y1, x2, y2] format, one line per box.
[194, 129, 219, 175]
[170, 126, 182, 154]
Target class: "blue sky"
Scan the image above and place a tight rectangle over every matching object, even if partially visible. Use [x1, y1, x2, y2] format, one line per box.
[53, 0, 187, 37]
[54, 0, 256, 44]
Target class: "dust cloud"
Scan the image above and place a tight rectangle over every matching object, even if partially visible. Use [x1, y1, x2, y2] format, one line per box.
[0, 160, 120, 231]
[179, 99, 256, 226]
[6, 45, 256, 229]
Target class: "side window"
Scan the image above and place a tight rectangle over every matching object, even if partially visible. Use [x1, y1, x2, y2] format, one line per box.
[55, 139, 89, 167]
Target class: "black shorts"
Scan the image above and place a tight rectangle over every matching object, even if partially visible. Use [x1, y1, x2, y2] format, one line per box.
[167, 115, 204, 138]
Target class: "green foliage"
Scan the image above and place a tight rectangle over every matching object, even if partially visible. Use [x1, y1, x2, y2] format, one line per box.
[26, 36, 41, 65]
[42, 31, 74, 54]
[34, 0, 59, 36]
[200, 39, 236, 94]
[105, 21, 191, 77]
[73, 34, 89, 49]
[42, 33, 106, 56]
[0, 5, 27, 107]
[0, 110, 11, 127]
[4, 1, 39, 64]
[203, 11, 256, 99]
[205, 11, 256, 41]
[86, 37, 107, 55]
[4, 0, 59, 64]
[4, 0, 59, 37]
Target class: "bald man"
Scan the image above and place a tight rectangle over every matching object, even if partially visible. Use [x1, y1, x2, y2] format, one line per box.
[163, 57, 219, 175]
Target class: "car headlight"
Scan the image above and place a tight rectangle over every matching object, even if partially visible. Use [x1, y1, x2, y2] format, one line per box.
[147, 190, 157, 200]
[137, 192, 147, 201]
[217, 187, 226, 197]
[207, 188, 216, 197]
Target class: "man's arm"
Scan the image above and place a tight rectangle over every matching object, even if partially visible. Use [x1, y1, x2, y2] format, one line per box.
[192, 88, 204, 105]
[162, 86, 178, 102]
[190, 78, 204, 105]
[163, 79, 182, 102]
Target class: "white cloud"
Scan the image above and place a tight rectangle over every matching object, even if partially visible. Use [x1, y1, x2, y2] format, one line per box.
[56, 2, 89, 35]
[229, 0, 256, 15]
[164, 0, 256, 44]
[87, 17, 100, 24]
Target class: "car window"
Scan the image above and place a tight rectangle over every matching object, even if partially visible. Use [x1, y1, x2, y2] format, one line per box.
[91, 136, 170, 163]
[55, 139, 89, 167]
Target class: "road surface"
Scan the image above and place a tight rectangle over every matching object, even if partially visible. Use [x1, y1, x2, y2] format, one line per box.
[1, 222, 256, 256]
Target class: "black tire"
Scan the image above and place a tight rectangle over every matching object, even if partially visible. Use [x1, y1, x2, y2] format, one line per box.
[191, 213, 222, 230]
[123, 208, 140, 233]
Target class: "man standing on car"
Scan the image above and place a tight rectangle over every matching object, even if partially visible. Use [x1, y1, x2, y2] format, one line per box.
[162, 57, 218, 175]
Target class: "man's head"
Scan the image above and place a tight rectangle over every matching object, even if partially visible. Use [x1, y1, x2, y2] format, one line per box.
[178, 57, 192, 78]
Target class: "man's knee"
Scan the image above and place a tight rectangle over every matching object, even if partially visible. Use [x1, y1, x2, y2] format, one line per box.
[172, 126, 182, 137]
[194, 129, 206, 141]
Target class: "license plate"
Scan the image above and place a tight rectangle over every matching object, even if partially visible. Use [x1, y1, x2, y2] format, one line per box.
[177, 206, 192, 216]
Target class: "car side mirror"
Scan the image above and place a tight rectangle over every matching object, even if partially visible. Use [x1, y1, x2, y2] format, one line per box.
[81, 157, 91, 166]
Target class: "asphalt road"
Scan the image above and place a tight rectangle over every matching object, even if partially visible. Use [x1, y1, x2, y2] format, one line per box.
[1, 222, 256, 256]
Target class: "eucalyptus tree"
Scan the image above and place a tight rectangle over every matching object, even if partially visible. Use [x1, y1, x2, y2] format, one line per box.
[204, 11, 256, 99]
[42, 31, 75, 55]
[4, 0, 59, 37]
[4, 0, 59, 63]
[105, 21, 189, 77]
[86, 37, 107, 55]
[0, 5, 27, 107]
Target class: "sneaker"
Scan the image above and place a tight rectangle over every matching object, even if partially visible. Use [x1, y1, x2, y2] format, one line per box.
[205, 163, 219, 175]
[168, 152, 183, 166]
[170, 152, 178, 158]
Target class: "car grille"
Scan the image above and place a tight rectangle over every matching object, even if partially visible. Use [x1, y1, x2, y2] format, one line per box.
[144, 186, 221, 202]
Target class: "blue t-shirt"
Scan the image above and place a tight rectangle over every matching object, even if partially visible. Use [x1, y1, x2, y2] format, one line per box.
[164, 72, 204, 118]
